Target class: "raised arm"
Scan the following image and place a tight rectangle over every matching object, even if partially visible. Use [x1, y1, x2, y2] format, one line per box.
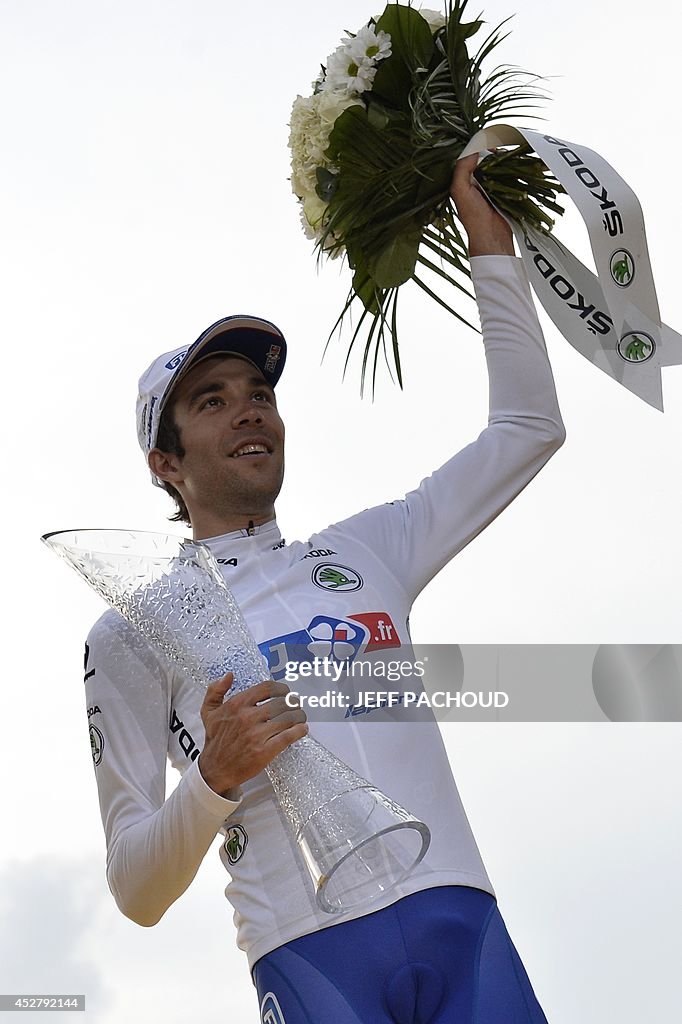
[320, 154, 565, 599]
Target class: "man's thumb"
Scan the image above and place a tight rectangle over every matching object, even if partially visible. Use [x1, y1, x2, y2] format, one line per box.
[202, 671, 234, 709]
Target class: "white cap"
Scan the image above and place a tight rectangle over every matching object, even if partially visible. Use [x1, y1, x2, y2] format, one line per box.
[136, 314, 287, 486]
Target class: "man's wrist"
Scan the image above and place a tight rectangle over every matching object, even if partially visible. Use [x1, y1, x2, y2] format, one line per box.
[198, 753, 237, 799]
[468, 233, 515, 258]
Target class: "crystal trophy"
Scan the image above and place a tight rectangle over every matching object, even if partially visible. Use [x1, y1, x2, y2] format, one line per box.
[42, 528, 430, 912]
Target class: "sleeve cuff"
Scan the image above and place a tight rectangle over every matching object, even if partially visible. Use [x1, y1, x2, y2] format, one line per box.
[185, 757, 243, 817]
[470, 255, 533, 304]
[470, 254, 522, 273]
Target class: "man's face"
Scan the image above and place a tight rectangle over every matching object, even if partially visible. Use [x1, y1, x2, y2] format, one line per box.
[154, 354, 285, 529]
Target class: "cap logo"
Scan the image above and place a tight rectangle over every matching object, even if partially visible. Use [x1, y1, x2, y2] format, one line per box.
[165, 350, 188, 371]
[146, 395, 158, 450]
[264, 344, 282, 374]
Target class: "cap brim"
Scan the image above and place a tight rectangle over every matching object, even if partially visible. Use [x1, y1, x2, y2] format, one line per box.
[158, 316, 286, 417]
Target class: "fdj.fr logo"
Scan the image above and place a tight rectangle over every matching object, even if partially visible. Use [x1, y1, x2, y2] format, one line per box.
[610, 249, 635, 288]
[312, 563, 363, 592]
[261, 992, 286, 1024]
[617, 331, 655, 363]
[259, 611, 401, 680]
[223, 825, 248, 864]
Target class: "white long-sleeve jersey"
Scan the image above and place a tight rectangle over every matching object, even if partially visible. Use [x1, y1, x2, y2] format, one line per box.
[84, 256, 565, 969]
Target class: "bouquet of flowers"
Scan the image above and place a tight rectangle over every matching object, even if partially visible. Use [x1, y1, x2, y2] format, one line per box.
[289, 1, 566, 391]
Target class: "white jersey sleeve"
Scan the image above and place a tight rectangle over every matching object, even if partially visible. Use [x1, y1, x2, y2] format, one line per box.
[85, 612, 241, 926]
[322, 256, 565, 600]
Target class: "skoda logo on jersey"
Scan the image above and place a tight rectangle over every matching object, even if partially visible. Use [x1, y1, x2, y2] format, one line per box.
[312, 562, 363, 592]
[223, 824, 248, 864]
[90, 724, 104, 767]
[261, 992, 286, 1024]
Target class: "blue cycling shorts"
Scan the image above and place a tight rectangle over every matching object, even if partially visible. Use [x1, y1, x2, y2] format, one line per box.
[253, 886, 549, 1024]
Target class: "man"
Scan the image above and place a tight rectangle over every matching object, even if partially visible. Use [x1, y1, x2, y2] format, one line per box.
[85, 155, 564, 1022]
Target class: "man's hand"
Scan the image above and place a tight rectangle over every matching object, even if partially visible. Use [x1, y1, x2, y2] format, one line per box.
[198, 673, 308, 797]
[450, 153, 515, 258]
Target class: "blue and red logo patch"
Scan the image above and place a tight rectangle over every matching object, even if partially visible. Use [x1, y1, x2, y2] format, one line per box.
[259, 612, 401, 680]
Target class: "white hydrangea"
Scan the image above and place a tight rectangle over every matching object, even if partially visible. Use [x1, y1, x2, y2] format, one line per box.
[288, 91, 362, 199]
[419, 8, 447, 32]
[289, 21, 392, 248]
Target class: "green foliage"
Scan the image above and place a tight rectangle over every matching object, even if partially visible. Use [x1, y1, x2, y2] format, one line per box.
[316, 1, 566, 393]
[374, 5, 435, 71]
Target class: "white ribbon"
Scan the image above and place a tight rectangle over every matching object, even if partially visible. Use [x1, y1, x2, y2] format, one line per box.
[460, 126, 682, 410]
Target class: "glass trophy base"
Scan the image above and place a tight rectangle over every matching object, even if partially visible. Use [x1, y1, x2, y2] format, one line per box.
[297, 786, 430, 913]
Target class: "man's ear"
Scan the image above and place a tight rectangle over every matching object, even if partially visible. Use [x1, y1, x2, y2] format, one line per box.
[148, 448, 184, 484]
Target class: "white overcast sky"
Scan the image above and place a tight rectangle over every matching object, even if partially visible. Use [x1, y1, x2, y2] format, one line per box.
[1, 1, 681, 1021]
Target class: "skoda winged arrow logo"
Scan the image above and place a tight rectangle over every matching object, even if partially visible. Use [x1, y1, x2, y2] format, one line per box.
[89, 725, 104, 767]
[223, 824, 248, 864]
[617, 331, 655, 363]
[610, 249, 635, 288]
[312, 563, 363, 592]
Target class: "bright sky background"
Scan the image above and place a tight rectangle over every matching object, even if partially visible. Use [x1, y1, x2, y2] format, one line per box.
[2, 1, 681, 1021]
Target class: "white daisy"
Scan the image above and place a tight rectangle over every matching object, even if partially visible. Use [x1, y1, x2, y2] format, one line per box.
[324, 43, 377, 95]
[348, 26, 392, 63]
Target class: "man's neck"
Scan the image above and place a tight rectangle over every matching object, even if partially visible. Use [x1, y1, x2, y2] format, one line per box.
[191, 509, 276, 541]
